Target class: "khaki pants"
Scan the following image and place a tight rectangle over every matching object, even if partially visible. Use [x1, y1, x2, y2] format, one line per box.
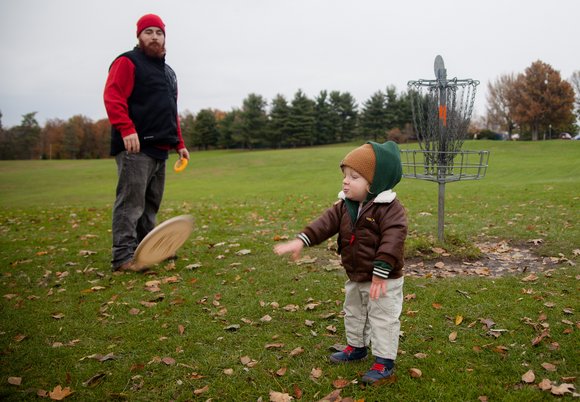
[343, 277, 404, 360]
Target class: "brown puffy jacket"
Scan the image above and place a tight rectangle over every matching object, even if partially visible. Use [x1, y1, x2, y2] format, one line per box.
[301, 190, 407, 282]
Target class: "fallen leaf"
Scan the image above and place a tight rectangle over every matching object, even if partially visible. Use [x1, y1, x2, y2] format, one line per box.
[432, 303, 442, 309]
[318, 389, 341, 401]
[276, 367, 287, 377]
[161, 357, 175, 365]
[265, 343, 285, 349]
[434, 261, 445, 269]
[541, 362, 557, 372]
[409, 368, 422, 378]
[404, 293, 416, 301]
[260, 315, 273, 322]
[48, 385, 73, 400]
[521, 273, 538, 282]
[414, 353, 427, 359]
[193, 385, 209, 395]
[269, 390, 293, 402]
[538, 378, 552, 391]
[531, 329, 550, 346]
[81, 353, 117, 362]
[8, 377, 22, 386]
[82, 372, 106, 387]
[293, 383, 303, 399]
[332, 378, 350, 389]
[310, 367, 323, 380]
[550, 383, 575, 396]
[455, 315, 464, 325]
[223, 368, 234, 375]
[448, 331, 457, 342]
[289, 347, 304, 357]
[521, 370, 535, 384]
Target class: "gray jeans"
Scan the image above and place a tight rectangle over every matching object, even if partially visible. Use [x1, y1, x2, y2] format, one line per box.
[112, 152, 166, 268]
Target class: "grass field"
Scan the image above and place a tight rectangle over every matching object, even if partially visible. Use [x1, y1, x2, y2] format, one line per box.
[0, 140, 578, 401]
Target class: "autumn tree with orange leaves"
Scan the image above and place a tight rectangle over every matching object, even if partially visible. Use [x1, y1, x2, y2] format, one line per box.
[507, 60, 575, 140]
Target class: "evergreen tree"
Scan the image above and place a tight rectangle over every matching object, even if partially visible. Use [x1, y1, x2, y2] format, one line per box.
[238, 94, 268, 149]
[194, 109, 219, 150]
[360, 90, 387, 141]
[314, 91, 335, 145]
[217, 109, 241, 149]
[268, 94, 290, 148]
[287, 90, 315, 147]
[329, 91, 358, 142]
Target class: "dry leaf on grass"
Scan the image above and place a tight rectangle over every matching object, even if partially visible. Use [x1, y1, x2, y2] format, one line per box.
[332, 378, 350, 389]
[538, 378, 552, 391]
[269, 390, 293, 402]
[541, 362, 557, 372]
[448, 331, 457, 342]
[318, 389, 342, 401]
[289, 347, 304, 357]
[310, 367, 323, 380]
[409, 368, 422, 378]
[550, 383, 575, 396]
[7, 377, 22, 386]
[521, 370, 535, 383]
[48, 385, 73, 400]
[193, 385, 209, 395]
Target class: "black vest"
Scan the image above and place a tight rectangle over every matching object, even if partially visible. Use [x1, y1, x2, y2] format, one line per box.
[110, 48, 179, 157]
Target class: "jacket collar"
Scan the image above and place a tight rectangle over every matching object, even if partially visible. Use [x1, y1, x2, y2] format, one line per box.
[338, 189, 397, 204]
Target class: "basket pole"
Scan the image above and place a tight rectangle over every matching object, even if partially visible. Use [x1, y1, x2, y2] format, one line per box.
[438, 182, 445, 242]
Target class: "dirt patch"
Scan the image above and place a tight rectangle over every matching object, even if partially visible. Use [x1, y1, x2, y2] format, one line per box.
[297, 240, 577, 279]
[406, 240, 576, 278]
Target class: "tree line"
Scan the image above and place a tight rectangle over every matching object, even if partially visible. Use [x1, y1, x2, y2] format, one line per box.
[1, 60, 578, 160]
[0, 87, 415, 160]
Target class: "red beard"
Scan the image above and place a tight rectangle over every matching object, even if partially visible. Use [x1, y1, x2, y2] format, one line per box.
[138, 38, 166, 58]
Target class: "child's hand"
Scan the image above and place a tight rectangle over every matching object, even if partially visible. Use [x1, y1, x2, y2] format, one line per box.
[370, 275, 388, 300]
[274, 239, 304, 261]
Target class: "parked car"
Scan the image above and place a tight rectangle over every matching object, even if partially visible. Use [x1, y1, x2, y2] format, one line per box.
[560, 132, 572, 139]
[573, 133, 580, 140]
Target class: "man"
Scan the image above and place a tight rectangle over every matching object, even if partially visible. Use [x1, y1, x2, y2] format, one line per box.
[104, 14, 189, 272]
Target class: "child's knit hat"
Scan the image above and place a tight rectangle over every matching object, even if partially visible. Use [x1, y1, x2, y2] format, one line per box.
[340, 144, 376, 184]
[341, 141, 402, 194]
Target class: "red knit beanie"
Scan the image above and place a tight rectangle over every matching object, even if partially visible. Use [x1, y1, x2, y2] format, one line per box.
[136, 14, 165, 37]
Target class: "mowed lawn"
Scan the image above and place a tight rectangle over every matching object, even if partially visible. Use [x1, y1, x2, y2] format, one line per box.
[0, 140, 578, 401]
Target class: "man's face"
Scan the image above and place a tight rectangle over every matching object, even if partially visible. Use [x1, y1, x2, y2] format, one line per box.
[138, 27, 165, 58]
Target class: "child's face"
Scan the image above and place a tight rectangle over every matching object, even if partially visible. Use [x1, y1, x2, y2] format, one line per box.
[342, 167, 370, 202]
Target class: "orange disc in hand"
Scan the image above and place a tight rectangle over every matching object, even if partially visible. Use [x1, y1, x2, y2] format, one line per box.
[174, 158, 188, 173]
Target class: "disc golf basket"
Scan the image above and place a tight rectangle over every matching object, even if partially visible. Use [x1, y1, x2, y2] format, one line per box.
[401, 55, 490, 241]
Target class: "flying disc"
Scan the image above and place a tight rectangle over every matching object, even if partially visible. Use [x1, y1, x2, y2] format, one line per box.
[134, 215, 194, 267]
[174, 158, 188, 173]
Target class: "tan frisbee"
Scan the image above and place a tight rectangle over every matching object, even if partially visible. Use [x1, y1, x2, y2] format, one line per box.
[134, 215, 194, 267]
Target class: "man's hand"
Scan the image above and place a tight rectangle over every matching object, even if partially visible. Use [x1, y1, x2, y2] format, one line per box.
[123, 133, 140, 153]
[178, 147, 190, 160]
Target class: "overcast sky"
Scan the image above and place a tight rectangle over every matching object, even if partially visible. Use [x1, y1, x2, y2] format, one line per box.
[1, 0, 578, 128]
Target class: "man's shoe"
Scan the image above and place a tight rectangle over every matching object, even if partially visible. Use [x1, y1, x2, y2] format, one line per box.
[329, 345, 367, 363]
[361, 359, 395, 384]
[114, 260, 149, 273]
